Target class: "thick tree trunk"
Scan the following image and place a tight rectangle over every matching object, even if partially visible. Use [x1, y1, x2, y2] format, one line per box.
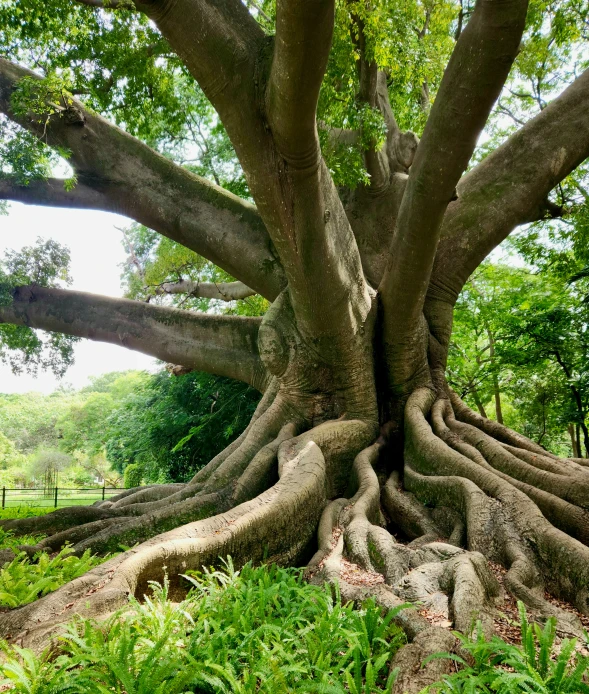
[3, 0, 589, 688]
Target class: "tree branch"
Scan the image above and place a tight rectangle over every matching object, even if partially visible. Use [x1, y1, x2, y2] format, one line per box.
[134, 0, 267, 177]
[0, 58, 285, 301]
[379, 0, 528, 391]
[73, 0, 135, 8]
[0, 176, 108, 209]
[0, 285, 267, 390]
[266, 0, 335, 167]
[431, 66, 589, 305]
[153, 280, 256, 301]
[135, 0, 370, 340]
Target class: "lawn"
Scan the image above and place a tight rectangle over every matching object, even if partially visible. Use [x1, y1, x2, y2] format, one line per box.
[1, 488, 123, 510]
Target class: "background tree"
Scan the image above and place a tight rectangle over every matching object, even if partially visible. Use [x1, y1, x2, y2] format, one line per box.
[449, 263, 586, 456]
[1, 0, 589, 686]
[0, 369, 260, 487]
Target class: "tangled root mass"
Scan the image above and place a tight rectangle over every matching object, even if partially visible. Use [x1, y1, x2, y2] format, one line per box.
[1, 385, 589, 693]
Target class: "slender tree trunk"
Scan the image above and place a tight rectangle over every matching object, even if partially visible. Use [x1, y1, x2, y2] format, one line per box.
[487, 329, 503, 424]
[554, 350, 589, 456]
[472, 387, 488, 418]
[569, 423, 580, 458]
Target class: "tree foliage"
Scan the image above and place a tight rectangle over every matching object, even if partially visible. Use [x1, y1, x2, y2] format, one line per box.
[0, 369, 261, 487]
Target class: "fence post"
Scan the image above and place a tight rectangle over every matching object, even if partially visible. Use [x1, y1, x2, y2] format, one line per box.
[1, 487, 4, 510]
[102, 484, 106, 501]
[54, 486, 58, 508]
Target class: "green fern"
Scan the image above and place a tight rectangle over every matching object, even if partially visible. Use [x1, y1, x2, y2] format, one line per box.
[1, 560, 406, 693]
[0, 546, 111, 608]
[424, 602, 589, 694]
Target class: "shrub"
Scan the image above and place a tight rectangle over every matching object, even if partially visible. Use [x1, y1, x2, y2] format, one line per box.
[123, 463, 142, 488]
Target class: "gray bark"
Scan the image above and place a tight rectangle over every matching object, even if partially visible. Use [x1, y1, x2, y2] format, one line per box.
[0, 285, 267, 390]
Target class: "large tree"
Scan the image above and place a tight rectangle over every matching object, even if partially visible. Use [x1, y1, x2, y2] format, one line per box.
[1, 0, 589, 687]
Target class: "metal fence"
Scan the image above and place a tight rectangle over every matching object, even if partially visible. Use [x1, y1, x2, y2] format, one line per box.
[1, 487, 125, 509]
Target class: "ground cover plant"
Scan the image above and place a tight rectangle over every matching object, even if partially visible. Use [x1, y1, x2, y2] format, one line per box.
[2, 564, 588, 693]
[0, 520, 112, 609]
[0, 562, 406, 693]
[2, 0, 589, 686]
[0, 545, 107, 608]
[425, 604, 589, 693]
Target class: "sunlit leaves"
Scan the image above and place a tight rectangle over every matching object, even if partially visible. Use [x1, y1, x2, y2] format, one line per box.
[0, 238, 78, 377]
[449, 262, 589, 455]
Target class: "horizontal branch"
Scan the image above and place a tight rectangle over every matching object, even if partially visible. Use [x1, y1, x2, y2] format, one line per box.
[0, 285, 267, 389]
[0, 176, 108, 209]
[154, 280, 256, 301]
[0, 58, 285, 301]
[431, 66, 589, 303]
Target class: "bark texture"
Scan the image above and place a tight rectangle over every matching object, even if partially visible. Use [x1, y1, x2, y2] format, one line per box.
[1, 0, 589, 688]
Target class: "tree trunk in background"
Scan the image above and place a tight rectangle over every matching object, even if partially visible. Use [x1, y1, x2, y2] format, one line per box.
[569, 423, 580, 458]
[472, 388, 488, 418]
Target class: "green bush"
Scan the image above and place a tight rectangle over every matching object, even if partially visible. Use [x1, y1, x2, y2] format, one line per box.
[0, 560, 406, 693]
[123, 463, 143, 489]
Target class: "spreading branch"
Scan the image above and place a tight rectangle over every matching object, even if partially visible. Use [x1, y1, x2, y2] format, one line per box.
[134, 0, 267, 179]
[431, 66, 589, 303]
[153, 280, 256, 301]
[0, 58, 285, 301]
[379, 0, 528, 390]
[0, 285, 267, 389]
[0, 176, 108, 209]
[267, 0, 335, 168]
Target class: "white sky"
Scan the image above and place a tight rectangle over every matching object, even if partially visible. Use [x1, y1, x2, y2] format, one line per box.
[0, 202, 157, 394]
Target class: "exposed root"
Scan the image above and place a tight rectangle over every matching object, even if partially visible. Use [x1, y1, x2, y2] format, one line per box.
[306, 440, 501, 693]
[0, 387, 299, 559]
[448, 388, 561, 459]
[3, 382, 589, 694]
[381, 471, 442, 543]
[0, 418, 374, 652]
[0, 504, 131, 536]
[406, 388, 589, 625]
